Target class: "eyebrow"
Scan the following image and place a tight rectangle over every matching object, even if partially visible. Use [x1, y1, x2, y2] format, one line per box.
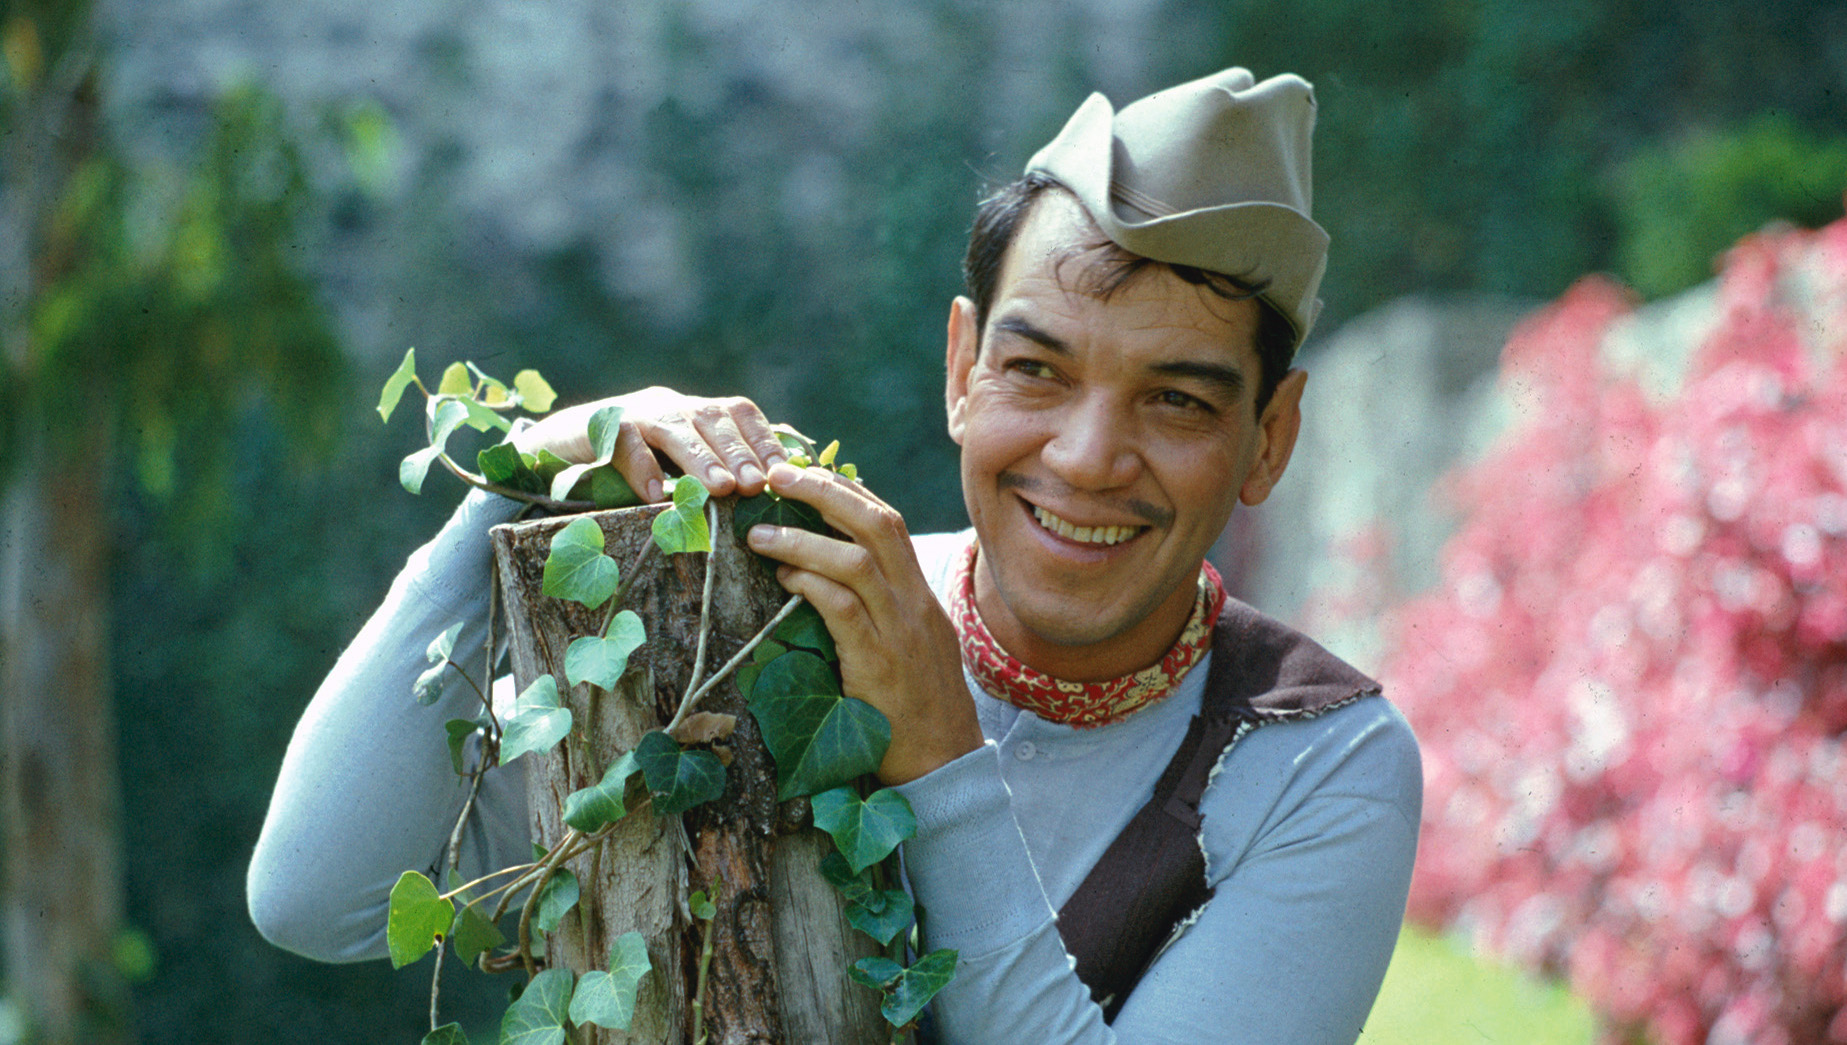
[990, 316, 1249, 403]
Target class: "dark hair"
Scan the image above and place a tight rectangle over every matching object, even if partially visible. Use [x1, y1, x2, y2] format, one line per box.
[962, 172, 1298, 414]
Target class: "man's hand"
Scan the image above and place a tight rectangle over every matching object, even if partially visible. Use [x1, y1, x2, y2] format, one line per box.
[514, 387, 788, 501]
[746, 463, 983, 786]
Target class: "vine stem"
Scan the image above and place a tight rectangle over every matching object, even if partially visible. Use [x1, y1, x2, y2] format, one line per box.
[436, 452, 594, 513]
[429, 936, 447, 1032]
[439, 861, 539, 904]
[690, 909, 716, 1045]
[665, 594, 805, 734]
[679, 501, 722, 698]
[515, 828, 584, 979]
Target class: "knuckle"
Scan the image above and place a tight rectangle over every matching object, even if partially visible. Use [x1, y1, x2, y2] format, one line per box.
[842, 546, 877, 583]
[873, 506, 910, 542]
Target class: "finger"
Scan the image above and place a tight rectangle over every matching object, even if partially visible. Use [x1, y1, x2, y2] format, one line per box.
[771, 564, 881, 650]
[727, 400, 789, 472]
[689, 401, 773, 496]
[748, 520, 907, 627]
[611, 421, 668, 503]
[766, 462, 907, 551]
[635, 415, 739, 497]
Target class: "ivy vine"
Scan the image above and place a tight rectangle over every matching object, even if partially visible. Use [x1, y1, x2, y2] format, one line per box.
[376, 352, 955, 1044]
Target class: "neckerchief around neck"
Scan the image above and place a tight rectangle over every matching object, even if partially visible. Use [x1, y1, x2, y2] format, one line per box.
[948, 537, 1227, 728]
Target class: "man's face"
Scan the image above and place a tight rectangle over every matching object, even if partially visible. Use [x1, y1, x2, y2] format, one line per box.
[945, 191, 1305, 681]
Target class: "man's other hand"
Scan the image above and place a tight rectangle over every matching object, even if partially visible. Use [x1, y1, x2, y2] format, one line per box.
[746, 462, 983, 786]
[514, 387, 788, 502]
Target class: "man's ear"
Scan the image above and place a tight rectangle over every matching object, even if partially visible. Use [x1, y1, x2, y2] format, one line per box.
[1239, 368, 1307, 506]
[944, 295, 979, 446]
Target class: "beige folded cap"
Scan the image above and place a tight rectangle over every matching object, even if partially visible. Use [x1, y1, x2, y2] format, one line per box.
[1025, 67, 1329, 347]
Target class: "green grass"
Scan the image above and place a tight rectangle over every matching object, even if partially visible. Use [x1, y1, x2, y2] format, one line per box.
[1360, 924, 1601, 1044]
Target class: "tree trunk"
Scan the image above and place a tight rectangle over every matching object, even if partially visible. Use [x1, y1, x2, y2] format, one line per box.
[1, 421, 130, 1045]
[0, 14, 132, 1042]
[491, 500, 886, 1045]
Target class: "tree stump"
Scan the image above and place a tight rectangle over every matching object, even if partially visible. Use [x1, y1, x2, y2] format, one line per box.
[491, 499, 886, 1045]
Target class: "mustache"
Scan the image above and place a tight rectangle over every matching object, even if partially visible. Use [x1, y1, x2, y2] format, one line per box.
[997, 471, 1175, 529]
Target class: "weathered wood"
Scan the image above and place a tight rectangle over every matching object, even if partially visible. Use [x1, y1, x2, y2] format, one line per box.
[491, 499, 885, 1044]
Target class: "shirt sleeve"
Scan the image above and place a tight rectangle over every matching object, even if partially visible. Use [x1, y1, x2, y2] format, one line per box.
[246, 489, 535, 963]
[895, 699, 1422, 1045]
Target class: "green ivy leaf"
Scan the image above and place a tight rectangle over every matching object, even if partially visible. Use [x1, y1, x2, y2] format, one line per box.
[568, 931, 650, 1032]
[478, 441, 524, 485]
[688, 890, 717, 921]
[533, 869, 579, 934]
[530, 448, 572, 485]
[451, 902, 505, 965]
[377, 347, 418, 423]
[541, 517, 620, 610]
[466, 362, 509, 403]
[634, 731, 726, 816]
[846, 889, 914, 947]
[561, 750, 641, 832]
[457, 396, 512, 434]
[847, 956, 904, 991]
[819, 851, 881, 909]
[514, 370, 555, 413]
[438, 362, 472, 396]
[588, 466, 640, 508]
[735, 661, 761, 701]
[400, 398, 470, 494]
[650, 476, 711, 554]
[499, 675, 572, 765]
[586, 405, 624, 462]
[412, 621, 465, 705]
[732, 492, 828, 544]
[564, 611, 646, 691]
[748, 651, 890, 799]
[878, 950, 959, 1028]
[774, 601, 837, 663]
[548, 462, 642, 508]
[385, 871, 454, 969]
[444, 718, 482, 775]
[812, 787, 916, 874]
[421, 1023, 469, 1045]
[499, 967, 573, 1045]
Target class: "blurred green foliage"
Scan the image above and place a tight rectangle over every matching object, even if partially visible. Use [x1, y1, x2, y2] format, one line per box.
[1613, 114, 1847, 297]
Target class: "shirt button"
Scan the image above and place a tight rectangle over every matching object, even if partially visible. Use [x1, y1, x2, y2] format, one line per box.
[1015, 741, 1037, 761]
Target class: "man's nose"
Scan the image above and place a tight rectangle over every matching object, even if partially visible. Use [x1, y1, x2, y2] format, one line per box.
[1041, 397, 1140, 490]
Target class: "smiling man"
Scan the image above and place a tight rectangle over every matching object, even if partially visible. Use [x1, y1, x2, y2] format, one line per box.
[250, 67, 1421, 1043]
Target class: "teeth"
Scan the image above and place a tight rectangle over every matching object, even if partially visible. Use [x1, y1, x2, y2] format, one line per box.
[1032, 505, 1140, 546]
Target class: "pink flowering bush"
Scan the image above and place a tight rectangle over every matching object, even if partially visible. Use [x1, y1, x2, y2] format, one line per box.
[1382, 213, 1847, 1044]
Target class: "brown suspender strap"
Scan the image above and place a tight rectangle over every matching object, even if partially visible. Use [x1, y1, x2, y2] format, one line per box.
[1054, 598, 1381, 1022]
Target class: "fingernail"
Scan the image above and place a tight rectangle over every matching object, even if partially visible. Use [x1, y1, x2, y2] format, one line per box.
[738, 463, 764, 488]
[768, 462, 801, 483]
[706, 465, 731, 487]
[747, 525, 774, 547]
[647, 479, 664, 502]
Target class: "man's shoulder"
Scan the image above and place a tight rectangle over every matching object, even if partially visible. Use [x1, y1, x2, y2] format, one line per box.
[1204, 596, 1382, 721]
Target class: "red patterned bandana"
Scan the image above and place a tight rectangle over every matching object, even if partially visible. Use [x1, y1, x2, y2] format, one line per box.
[948, 538, 1227, 728]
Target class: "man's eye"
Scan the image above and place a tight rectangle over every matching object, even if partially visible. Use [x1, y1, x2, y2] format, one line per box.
[1008, 359, 1055, 379]
[1154, 389, 1211, 412]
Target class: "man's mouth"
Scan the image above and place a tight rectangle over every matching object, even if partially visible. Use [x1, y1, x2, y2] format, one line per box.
[1030, 504, 1145, 547]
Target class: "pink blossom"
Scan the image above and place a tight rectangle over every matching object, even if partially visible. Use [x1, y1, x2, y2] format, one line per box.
[1356, 214, 1847, 1042]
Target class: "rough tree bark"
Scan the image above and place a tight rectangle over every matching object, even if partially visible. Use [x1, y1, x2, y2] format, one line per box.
[491, 499, 886, 1045]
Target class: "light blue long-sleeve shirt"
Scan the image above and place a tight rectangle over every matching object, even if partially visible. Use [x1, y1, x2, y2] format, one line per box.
[248, 492, 1422, 1043]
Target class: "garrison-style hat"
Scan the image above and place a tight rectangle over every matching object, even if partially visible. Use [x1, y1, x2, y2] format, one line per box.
[1025, 66, 1329, 349]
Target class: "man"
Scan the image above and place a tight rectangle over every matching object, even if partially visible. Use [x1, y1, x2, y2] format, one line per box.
[250, 67, 1421, 1042]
